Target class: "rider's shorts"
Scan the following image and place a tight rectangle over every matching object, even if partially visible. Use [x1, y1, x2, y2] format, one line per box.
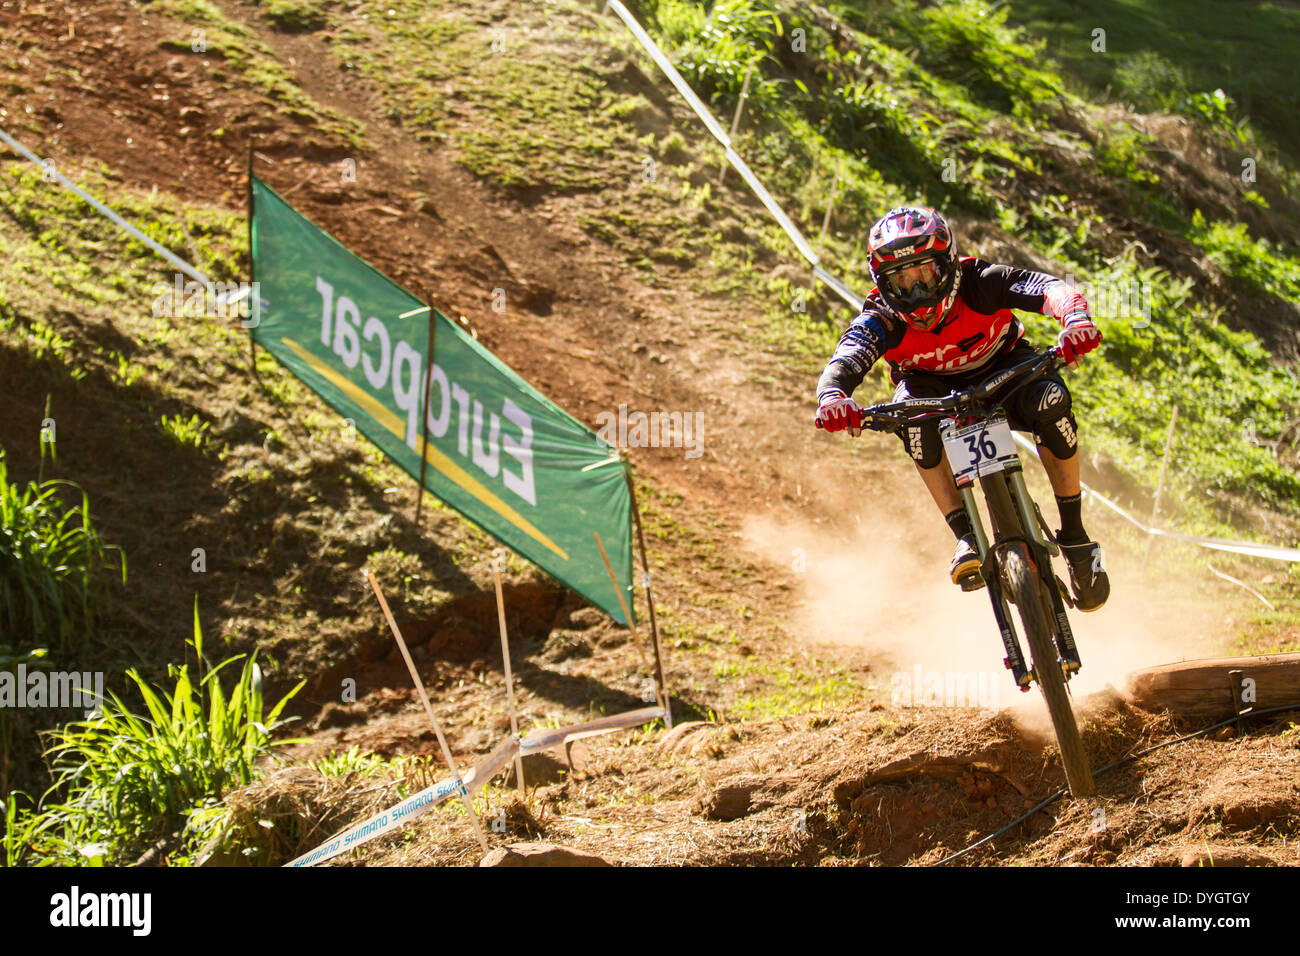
[890, 341, 1078, 468]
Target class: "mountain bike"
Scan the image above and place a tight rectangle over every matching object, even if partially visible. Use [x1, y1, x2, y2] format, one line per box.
[846, 347, 1095, 797]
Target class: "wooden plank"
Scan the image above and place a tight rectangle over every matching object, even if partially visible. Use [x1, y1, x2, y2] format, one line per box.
[1123, 653, 1300, 721]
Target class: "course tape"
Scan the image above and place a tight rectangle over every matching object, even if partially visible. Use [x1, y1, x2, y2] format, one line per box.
[284, 706, 664, 867]
[518, 704, 665, 755]
[1009, 432, 1300, 562]
[0, 126, 218, 295]
[604, 1, 860, 309]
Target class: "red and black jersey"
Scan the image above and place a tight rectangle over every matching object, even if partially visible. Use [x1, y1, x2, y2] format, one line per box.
[816, 258, 1089, 400]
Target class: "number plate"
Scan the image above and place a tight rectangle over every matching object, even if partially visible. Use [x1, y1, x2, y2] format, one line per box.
[940, 417, 1018, 485]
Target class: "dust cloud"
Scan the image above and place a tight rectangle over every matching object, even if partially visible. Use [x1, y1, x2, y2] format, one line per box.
[743, 461, 1226, 722]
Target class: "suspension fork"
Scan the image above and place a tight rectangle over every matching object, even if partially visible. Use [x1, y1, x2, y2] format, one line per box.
[959, 484, 1032, 688]
[1004, 468, 1082, 672]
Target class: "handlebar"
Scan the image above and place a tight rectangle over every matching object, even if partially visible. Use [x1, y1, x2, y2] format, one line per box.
[817, 347, 1062, 433]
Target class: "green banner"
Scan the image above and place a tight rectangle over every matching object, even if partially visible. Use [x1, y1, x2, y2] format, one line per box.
[250, 176, 635, 623]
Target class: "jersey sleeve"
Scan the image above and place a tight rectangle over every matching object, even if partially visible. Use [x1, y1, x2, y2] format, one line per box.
[815, 303, 904, 401]
[960, 259, 1091, 326]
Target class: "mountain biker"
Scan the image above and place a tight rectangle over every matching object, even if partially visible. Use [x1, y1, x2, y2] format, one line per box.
[814, 206, 1110, 611]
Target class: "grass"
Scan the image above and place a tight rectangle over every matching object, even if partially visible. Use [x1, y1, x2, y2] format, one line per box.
[149, 0, 365, 147]
[261, 0, 332, 33]
[1189, 211, 1300, 302]
[714, 656, 862, 720]
[1005, 0, 1300, 162]
[158, 412, 212, 449]
[0, 160, 245, 322]
[6, 600, 306, 866]
[330, 0, 644, 184]
[0, 452, 126, 657]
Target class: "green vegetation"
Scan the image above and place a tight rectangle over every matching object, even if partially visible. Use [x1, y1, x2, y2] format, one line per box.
[158, 411, 212, 450]
[1017, 255, 1300, 516]
[1190, 212, 1300, 302]
[1006, 0, 1300, 161]
[261, 0, 332, 33]
[714, 655, 862, 720]
[0, 452, 125, 657]
[148, 0, 365, 146]
[331, 0, 642, 185]
[0, 160, 244, 319]
[5, 602, 305, 866]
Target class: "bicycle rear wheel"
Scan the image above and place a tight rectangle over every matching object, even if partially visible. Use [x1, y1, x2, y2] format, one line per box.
[1002, 549, 1095, 797]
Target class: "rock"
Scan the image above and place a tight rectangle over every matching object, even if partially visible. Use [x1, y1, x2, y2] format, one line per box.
[179, 106, 205, 122]
[479, 843, 611, 867]
[542, 629, 593, 663]
[566, 608, 608, 630]
[655, 720, 716, 755]
[508, 743, 588, 786]
[1151, 845, 1278, 867]
[698, 783, 755, 821]
[314, 701, 366, 730]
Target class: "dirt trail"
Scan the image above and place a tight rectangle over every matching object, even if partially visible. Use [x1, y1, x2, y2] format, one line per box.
[2, 0, 1296, 867]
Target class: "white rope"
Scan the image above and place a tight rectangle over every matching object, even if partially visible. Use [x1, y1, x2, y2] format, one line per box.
[0, 125, 241, 307]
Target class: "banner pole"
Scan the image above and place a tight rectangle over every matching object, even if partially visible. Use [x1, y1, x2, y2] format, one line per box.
[717, 62, 753, 185]
[415, 296, 436, 525]
[815, 157, 842, 264]
[364, 570, 490, 853]
[620, 452, 672, 729]
[593, 530, 653, 674]
[246, 138, 258, 379]
[490, 549, 527, 796]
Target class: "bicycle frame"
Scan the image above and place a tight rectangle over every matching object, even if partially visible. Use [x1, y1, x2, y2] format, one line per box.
[964, 454, 1082, 691]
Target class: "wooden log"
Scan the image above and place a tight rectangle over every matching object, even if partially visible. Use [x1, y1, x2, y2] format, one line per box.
[1123, 653, 1300, 722]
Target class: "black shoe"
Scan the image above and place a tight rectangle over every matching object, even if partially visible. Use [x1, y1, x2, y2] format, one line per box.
[1058, 535, 1110, 611]
[950, 536, 984, 591]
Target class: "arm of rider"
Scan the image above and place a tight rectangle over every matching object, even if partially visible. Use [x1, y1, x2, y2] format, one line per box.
[816, 388, 862, 436]
[1043, 281, 1102, 368]
[814, 310, 894, 435]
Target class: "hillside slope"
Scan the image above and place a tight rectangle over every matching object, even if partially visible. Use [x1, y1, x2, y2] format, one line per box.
[2, 0, 1298, 867]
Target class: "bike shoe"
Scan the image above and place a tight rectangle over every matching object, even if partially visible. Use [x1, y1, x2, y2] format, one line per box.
[1057, 535, 1110, 611]
[950, 536, 984, 591]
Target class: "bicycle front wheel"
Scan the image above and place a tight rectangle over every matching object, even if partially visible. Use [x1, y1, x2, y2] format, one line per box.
[1002, 548, 1095, 798]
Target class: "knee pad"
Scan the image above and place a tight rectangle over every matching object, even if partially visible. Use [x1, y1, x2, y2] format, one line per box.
[1037, 413, 1079, 459]
[1029, 380, 1072, 421]
[893, 380, 944, 468]
[1017, 379, 1079, 459]
[898, 421, 944, 468]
